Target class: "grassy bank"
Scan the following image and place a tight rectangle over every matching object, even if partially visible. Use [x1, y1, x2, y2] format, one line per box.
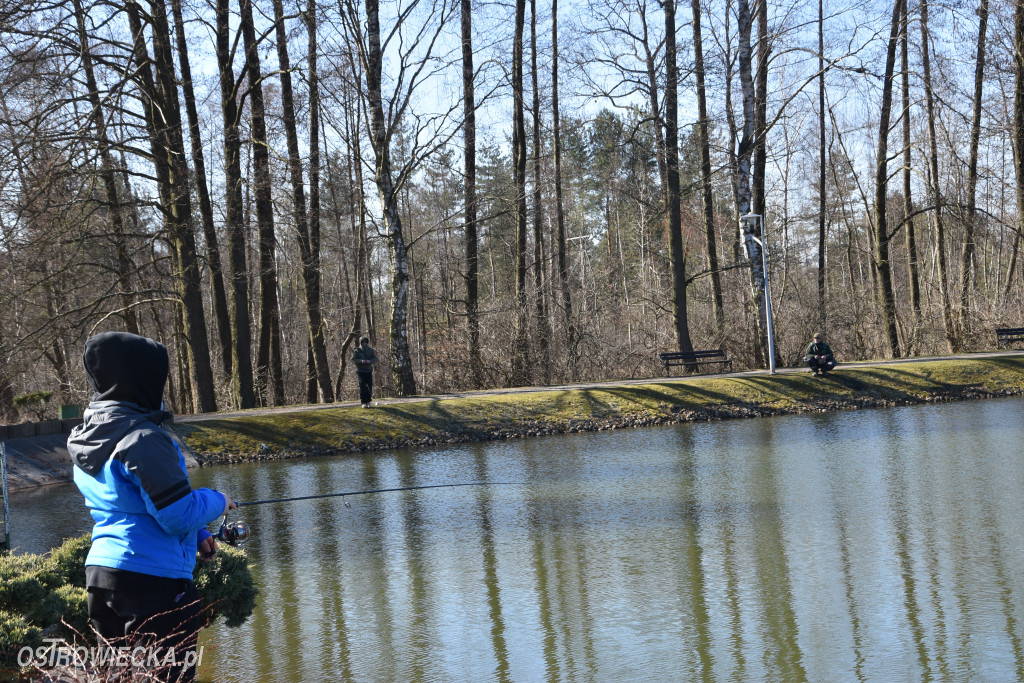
[171, 356, 1024, 465]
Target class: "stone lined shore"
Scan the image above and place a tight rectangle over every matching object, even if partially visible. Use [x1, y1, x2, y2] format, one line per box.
[172, 355, 1024, 466]
[4, 355, 1023, 485]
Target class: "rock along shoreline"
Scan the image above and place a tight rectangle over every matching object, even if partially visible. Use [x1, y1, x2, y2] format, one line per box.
[5, 356, 1023, 486]
[173, 356, 1024, 467]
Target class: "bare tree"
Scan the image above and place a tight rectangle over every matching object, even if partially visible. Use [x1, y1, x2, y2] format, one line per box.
[900, 0, 921, 329]
[125, 0, 217, 411]
[307, 0, 327, 400]
[691, 0, 723, 336]
[751, 0, 768, 222]
[215, 0, 256, 408]
[551, 0, 574, 361]
[662, 0, 694, 358]
[72, 0, 140, 337]
[271, 0, 334, 402]
[959, 0, 989, 337]
[530, 0, 550, 384]
[1012, 0, 1024, 301]
[816, 0, 826, 331]
[329, 67, 372, 398]
[510, 0, 531, 386]
[919, 0, 956, 352]
[170, 0, 232, 374]
[736, 0, 770, 361]
[461, 0, 484, 387]
[338, 0, 457, 396]
[872, 0, 905, 358]
[239, 0, 285, 404]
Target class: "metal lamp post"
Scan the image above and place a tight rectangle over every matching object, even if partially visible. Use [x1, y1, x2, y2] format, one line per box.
[742, 213, 776, 374]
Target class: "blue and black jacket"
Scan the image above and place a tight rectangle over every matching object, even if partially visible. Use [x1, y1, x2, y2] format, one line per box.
[68, 332, 225, 581]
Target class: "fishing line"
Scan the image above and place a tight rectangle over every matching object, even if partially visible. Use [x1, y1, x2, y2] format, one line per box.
[236, 481, 523, 507]
[213, 482, 521, 546]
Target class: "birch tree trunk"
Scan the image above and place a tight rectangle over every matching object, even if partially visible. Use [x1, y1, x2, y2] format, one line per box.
[751, 0, 768, 220]
[736, 0, 769, 362]
[753, 0, 774, 364]
[363, 0, 417, 396]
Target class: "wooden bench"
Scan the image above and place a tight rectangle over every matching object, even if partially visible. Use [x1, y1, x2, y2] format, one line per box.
[996, 327, 1024, 349]
[659, 350, 733, 376]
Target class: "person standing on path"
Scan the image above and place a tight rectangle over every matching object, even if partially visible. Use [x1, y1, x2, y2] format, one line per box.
[354, 336, 378, 407]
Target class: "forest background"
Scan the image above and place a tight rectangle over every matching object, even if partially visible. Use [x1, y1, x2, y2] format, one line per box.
[0, 0, 1021, 416]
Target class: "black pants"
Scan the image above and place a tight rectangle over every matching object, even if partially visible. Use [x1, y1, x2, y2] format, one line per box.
[86, 566, 202, 682]
[358, 371, 373, 404]
[807, 357, 837, 373]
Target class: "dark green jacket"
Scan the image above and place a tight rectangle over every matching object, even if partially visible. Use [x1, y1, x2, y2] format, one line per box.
[805, 341, 833, 359]
[353, 345, 377, 374]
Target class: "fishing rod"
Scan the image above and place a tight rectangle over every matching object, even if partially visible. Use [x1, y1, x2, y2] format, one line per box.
[213, 481, 522, 546]
[236, 480, 521, 508]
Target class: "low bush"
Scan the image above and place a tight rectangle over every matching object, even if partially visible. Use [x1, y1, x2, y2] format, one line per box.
[194, 544, 259, 628]
[0, 534, 258, 675]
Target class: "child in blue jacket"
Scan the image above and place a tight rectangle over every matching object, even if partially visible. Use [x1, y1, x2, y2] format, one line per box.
[68, 332, 235, 681]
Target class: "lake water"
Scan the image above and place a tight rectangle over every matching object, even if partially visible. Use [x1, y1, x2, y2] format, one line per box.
[8, 397, 1024, 681]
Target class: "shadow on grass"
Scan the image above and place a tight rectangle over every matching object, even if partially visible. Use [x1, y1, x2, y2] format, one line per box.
[185, 356, 1024, 459]
[567, 383, 743, 415]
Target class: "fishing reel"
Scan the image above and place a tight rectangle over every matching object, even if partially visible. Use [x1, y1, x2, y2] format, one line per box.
[214, 518, 251, 546]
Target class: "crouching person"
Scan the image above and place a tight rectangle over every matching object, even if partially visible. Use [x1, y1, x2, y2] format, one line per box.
[68, 332, 236, 682]
[804, 333, 837, 376]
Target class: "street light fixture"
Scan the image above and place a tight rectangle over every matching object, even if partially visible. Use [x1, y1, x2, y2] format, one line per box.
[741, 213, 776, 374]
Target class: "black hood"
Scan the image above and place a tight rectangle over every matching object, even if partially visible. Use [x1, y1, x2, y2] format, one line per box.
[83, 332, 168, 411]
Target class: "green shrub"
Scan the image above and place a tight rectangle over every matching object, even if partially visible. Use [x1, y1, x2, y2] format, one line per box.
[0, 534, 258, 673]
[0, 556, 49, 623]
[194, 544, 259, 628]
[47, 535, 90, 589]
[48, 584, 88, 634]
[0, 609, 41, 667]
